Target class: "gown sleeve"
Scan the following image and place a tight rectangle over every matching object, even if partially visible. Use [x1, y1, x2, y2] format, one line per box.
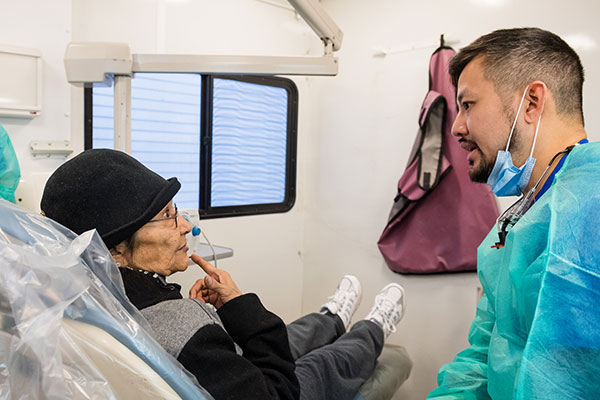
[427, 294, 494, 400]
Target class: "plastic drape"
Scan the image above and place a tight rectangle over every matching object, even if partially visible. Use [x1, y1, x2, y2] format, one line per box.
[0, 199, 214, 399]
[429, 142, 600, 399]
[0, 124, 20, 203]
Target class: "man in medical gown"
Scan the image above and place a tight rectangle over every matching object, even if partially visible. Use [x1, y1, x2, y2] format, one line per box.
[428, 27, 600, 399]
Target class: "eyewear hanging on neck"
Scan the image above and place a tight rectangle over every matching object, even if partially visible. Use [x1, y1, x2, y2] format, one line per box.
[492, 145, 577, 249]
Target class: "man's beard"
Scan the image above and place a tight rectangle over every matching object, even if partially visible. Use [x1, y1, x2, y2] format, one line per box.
[469, 148, 495, 183]
[469, 108, 518, 184]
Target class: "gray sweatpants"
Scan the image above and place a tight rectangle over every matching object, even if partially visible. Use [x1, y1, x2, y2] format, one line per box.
[287, 313, 384, 400]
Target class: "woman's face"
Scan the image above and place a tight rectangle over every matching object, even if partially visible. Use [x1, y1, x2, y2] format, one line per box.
[126, 201, 192, 276]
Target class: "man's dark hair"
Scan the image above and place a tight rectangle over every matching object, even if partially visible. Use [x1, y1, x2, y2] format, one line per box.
[449, 27, 585, 124]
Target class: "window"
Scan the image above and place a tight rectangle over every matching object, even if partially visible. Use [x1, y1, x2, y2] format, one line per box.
[85, 74, 298, 218]
[88, 73, 201, 209]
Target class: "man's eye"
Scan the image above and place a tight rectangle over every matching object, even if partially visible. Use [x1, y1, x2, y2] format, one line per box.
[462, 102, 472, 110]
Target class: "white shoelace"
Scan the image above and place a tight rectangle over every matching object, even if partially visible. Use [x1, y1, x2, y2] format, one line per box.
[327, 290, 350, 314]
[372, 297, 400, 334]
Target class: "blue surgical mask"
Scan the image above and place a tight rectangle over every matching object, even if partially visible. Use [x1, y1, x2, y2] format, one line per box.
[487, 87, 542, 196]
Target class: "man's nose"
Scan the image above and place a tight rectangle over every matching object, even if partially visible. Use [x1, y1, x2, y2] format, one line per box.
[451, 112, 467, 138]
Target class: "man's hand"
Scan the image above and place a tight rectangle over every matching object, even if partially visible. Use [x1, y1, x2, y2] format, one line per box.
[189, 254, 242, 309]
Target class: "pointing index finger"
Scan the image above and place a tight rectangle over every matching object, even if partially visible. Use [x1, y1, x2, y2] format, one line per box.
[191, 254, 217, 275]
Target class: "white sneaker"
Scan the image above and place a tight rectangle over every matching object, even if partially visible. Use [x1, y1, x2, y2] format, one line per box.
[320, 275, 362, 330]
[364, 283, 405, 338]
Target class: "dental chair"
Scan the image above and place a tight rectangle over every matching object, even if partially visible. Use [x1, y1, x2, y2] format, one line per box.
[0, 200, 411, 399]
[0, 199, 212, 399]
[0, 314, 184, 399]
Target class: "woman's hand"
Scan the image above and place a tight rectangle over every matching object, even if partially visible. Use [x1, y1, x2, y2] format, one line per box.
[189, 254, 242, 309]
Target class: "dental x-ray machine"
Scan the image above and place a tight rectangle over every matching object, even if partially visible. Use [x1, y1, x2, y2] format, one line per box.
[63, 0, 343, 154]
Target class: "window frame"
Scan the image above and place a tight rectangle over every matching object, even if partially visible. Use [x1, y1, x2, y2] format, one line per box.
[83, 73, 298, 219]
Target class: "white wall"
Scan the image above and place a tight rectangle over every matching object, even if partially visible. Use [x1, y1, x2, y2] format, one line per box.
[0, 0, 72, 211]
[302, 1, 600, 399]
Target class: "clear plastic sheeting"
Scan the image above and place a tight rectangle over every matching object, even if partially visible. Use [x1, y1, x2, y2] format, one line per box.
[0, 199, 214, 400]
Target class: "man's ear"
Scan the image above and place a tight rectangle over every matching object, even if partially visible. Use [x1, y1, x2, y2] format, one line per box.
[524, 81, 547, 124]
[110, 241, 130, 267]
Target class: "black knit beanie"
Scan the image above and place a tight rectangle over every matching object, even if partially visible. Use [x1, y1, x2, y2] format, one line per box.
[41, 149, 180, 249]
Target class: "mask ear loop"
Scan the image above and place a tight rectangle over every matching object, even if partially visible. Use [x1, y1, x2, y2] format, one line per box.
[525, 83, 546, 159]
[529, 113, 542, 158]
[505, 87, 530, 151]
[529, 87, 546, 159]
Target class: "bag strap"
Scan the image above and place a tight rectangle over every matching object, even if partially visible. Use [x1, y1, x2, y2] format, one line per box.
[407, 90, 447, 191]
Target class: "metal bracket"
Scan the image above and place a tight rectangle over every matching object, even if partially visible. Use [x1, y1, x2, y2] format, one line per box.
[30, 140, 73, 158]
[324, 39, 333, 56]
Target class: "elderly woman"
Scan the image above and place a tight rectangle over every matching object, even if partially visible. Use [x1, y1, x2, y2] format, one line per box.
[41, 149, 405, 400]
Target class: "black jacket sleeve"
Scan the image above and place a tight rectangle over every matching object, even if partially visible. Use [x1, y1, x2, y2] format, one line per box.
[177, 294, 299, 400]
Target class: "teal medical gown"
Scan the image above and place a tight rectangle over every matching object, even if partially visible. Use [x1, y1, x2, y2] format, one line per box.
[0, 123, 20, 203]
[428, 142, 600, 400]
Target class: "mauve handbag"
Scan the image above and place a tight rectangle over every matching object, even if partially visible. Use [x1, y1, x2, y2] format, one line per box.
[377, 46, 498, 274]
